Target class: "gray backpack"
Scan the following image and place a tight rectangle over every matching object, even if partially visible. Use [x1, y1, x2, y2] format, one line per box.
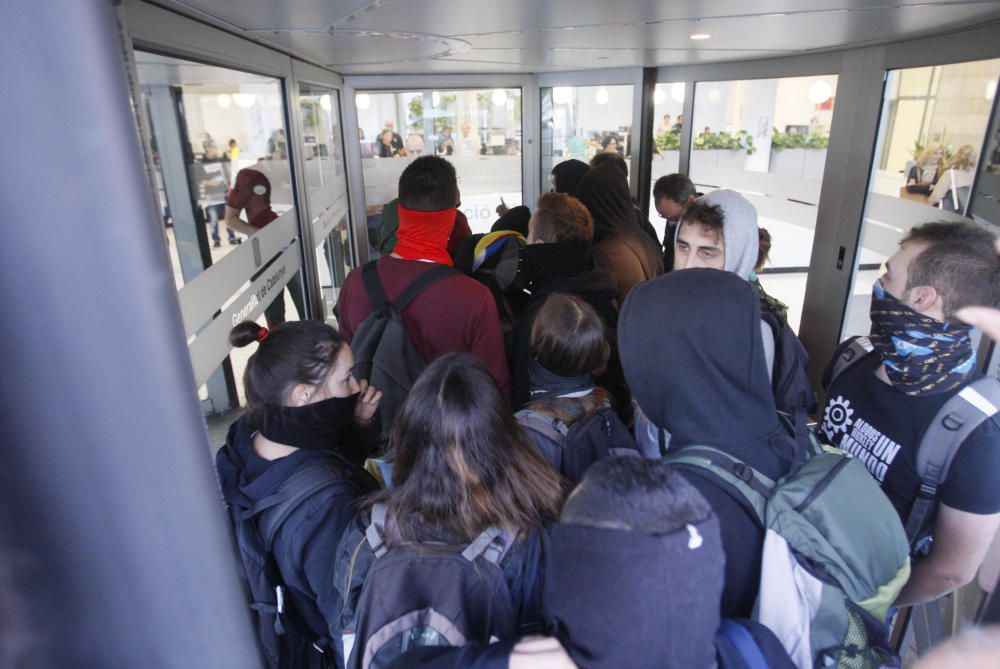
[667, 436, 911, 668]
[827, 336, 1000, 553]
[350, 262, 459, 444]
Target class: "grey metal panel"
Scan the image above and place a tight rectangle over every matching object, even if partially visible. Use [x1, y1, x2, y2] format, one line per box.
[1, 1, 261, 665]
[176, 210, 298, 336]
[311, 192, 352, 245]
[799, 48, 889, 393]
[292, 58, 345, 87]
[538, 68, 642, 88]
[521, 74, 541, 212]
[342, 80, 371, 266]
[344, 73, 527, 91]
[190, 245, 304, 387]
[678, 80, 696, 177]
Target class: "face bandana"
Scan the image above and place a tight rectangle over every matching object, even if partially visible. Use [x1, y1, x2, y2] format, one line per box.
[255, 394, 358, 451]
[869, 279, 976, 396]
[528, 356, 593, 401]
[393, 204, 456, 266]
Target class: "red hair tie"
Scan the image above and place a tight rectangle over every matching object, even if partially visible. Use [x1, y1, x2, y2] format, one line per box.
[257, 326, 270, 342]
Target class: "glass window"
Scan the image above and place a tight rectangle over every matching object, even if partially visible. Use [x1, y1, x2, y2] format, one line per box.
[648, 82, 687, 240]
[687, 75, 839, 331]
[299, 86, 352, 319]
[541, 84, 634, 192]
[842, 59, 1000, 339]
[355, 89, 522, 253]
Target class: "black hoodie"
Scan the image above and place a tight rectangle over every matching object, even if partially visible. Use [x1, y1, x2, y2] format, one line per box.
[573, 162, 662, 301]
[618, 268, 797, 617]
[551, 158, 590, 195]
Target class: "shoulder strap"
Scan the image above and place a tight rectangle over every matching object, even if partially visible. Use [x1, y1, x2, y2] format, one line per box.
[391, 264, 459, 313]
[827, 336, 875, 389]
[255, 460, 343, 551]
[361, 261, 389, 311]
[717, 620, 769, 669]
[906, 377, 1000, 544]
[516, 409, 570, 444]
[365, 503, 390, 558]
[462, 526, 518, 565]
[666, 447, 774, 524]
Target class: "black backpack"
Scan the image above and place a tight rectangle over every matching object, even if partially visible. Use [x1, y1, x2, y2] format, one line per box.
[826, 336, 1000, 554]
[336, 504, 518, 669]
[758, 288, 817, 422]
[350, 262, 459, 444]
[216, 439, 353, 669]
[515, 405, 641, 485]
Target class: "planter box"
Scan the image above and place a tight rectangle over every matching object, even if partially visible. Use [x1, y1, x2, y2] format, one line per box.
[769, 148, 828, 180]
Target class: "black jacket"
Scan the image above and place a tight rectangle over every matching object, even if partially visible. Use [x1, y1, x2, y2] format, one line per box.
[217, 417, 377, 641]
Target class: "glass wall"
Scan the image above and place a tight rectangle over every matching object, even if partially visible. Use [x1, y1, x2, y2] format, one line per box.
[354, 88, 522, 252]
[541, 84, 634, 190]
[842, 59, 1000, 338]
[136, 51, 302, 413]
[299, 85, 352, 319]
[687, 75, 839, 331]
[648, 82, 687, 240]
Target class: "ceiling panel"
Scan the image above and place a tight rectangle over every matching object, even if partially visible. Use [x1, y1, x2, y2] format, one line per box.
[159, 0, 1000, 74]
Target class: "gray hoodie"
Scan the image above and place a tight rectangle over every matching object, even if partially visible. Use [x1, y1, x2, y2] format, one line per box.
[702, 188, 759, 280]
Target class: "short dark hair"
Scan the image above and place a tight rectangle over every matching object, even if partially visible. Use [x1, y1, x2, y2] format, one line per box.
[653, 174, 697, 206]
[398, 156, 459, 211]
[755, 227, 772, 272]
[561, 458, 713, 535]
[589, 151, 628, 178]
[903, 221, 1000, 320]
[229, 320, 346, 423]
[531, 293, 609, 377]
[531, 192, 593, 244]
[373, 354, 563, 543]
[680, 201, 725, 234]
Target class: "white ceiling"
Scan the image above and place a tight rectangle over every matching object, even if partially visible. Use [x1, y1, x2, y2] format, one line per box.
[159, 0, 1000, 74]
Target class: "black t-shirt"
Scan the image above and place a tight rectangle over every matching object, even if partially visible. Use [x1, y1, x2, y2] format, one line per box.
[820, 347, 1000, 521]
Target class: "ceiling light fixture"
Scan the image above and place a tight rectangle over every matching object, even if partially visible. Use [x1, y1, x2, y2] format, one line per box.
[671, 82, 686, 103]
[653, 87, 666, 105]
[355, 93, 371, 110]
[595, 86, 610, 105]
[690, 33, 711, 40]
[232, 93, 256, 109]
[553, 87, 572, 105]
[320, 95, 332, 111]
[492, 89, 508, 106]
[216, 94, 231, 109]
[808, 80, 833, 105]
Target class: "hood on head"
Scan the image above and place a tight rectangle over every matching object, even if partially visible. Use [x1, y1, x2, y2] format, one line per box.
[551, 159, 590, 195]
[701, 189, 758, 280]
[618, 268, 778, 452]
[573, 162, 636, 243]
[549, 516, 724, 669]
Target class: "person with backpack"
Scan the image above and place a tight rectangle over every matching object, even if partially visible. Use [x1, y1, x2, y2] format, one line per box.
[512, 192, 626, 418]
[819, 221, 1000, 607]
[620, 269, 910, 667]
[215, 321, 382, 668]
[516, 292, 643, 483]
[336, 156, 509, 441]
[335, 354, 563, 669]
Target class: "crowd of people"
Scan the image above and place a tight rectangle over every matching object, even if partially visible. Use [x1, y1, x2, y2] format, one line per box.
[216, 153, 1000, 668]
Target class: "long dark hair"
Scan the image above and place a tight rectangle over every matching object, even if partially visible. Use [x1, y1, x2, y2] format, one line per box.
[229, 320, 346, 420]
[372, 354, 563, 543]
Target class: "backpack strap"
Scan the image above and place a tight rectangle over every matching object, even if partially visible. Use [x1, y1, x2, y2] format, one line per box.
[906, 377, 1000, 546]
[361, 261, 390, 311]
[390, 264, 460, 313]
[717, 620, 769, 669]
[665, 447, 775, 524]
[255, 459, 344, 551]
[365, 503, 390, 558]
[515, 409, 570, 444]
[826, 336, 875, 389]
[462, 526, 518, 565]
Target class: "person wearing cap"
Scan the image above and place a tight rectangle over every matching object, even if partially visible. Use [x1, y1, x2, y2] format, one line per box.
[225, 168, 304, 328]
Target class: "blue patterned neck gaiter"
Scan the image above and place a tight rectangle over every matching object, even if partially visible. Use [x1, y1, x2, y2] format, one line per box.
[869, 279, 976, 396]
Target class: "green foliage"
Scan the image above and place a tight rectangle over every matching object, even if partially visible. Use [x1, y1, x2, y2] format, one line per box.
[770, 127, 829, 150]
[407, 97, 423, 132]
[299, 99, 317, 130]
[655, 132, 680, 151]
[693, 129, 757, 155]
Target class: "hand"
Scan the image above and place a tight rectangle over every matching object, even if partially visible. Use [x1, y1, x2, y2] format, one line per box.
[354, 379, 382, 426]
[496, 197, 509, 217]
[508, 637, 577, 669]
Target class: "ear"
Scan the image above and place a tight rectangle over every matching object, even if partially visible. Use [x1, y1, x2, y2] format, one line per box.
[287, 382, 313, 407]
[910, 284, 945, 319]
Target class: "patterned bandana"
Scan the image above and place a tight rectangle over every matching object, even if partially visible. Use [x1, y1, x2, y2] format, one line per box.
[528, 357, 593, 401]
[869, 279, 976, 396]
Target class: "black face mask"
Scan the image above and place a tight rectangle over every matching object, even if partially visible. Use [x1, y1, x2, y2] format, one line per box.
[518, 241, 592, 289]
[255, 394, 357, 452]
[528, 356, 592, 401]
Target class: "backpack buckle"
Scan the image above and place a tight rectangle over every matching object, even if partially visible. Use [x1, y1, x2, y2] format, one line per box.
[941, 413, 964, 431]
[918, 481, 938, 499]
[732, 462, 756, 485]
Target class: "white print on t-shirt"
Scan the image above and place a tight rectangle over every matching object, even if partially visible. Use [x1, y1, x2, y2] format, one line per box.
[822, 396, 903, 483]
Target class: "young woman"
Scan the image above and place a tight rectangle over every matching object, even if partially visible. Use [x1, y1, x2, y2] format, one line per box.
[215, 320, 382, 662]
[517, 293, 641, 483]
[360, 353, 562, 628]
[906, 142, 945, 195]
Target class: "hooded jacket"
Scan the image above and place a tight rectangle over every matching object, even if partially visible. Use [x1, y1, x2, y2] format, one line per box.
[216, 417, 377, 641]
[618, 268, 797, 617]
[573, 163, 663, 301]
[701, 189, 758, 281]
[550, 159, 590, 195]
